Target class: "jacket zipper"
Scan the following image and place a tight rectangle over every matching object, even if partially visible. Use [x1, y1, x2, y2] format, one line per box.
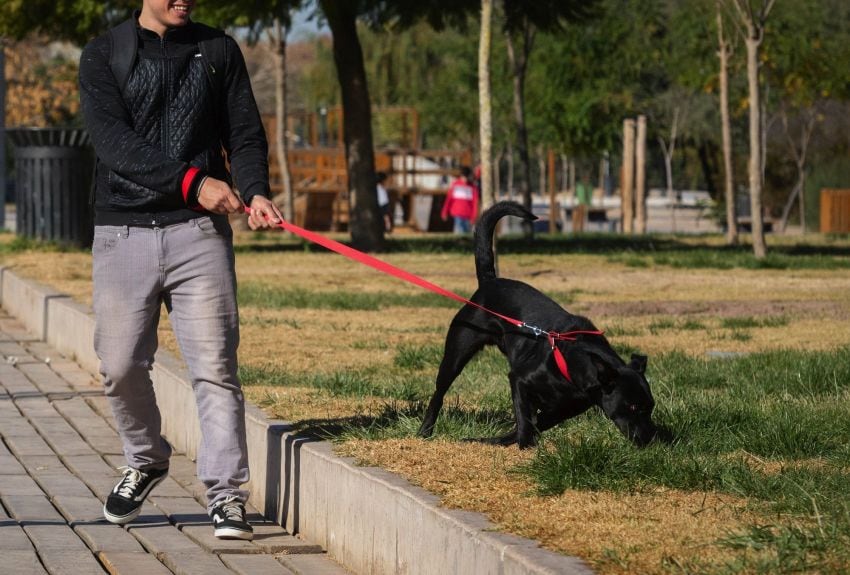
[161, 35, 170, 159]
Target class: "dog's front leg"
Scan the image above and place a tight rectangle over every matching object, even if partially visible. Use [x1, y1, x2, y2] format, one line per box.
[510, 374, 537, 449]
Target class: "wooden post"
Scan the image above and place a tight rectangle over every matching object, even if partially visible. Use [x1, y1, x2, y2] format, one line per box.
[548, 149, 557, 233]
[622, 119, 636, 233]
[635, 115, 647, 234]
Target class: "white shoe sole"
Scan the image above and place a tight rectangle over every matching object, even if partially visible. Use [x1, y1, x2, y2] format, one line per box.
[103, 505, 142, 525]
[214, 526, 254, 540]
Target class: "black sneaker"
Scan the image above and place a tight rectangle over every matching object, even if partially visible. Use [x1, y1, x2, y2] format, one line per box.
[210, 495, 253, 540]
[103, 466, 168, 524]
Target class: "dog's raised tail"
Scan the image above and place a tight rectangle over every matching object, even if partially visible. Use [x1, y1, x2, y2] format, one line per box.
[474, 201, 537, 283]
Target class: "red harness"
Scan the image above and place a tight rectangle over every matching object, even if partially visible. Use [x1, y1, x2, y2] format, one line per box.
[244, 208, 603, 381]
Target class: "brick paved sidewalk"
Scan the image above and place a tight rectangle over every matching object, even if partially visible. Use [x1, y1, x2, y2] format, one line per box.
[0, 311, 351, 575]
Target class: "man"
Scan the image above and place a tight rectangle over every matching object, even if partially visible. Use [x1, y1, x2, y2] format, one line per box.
[78, 0, 283, 540]
[441, 166, 479, 234]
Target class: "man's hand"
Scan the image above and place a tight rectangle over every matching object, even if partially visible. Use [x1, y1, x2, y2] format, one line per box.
[197, 177, 244, 214]
[247, 195, 284, 230]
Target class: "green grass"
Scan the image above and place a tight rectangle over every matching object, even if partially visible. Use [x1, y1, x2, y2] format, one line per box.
[514, 347, 850, 573]
[246, 343, 850, 571]
[233, 232, 850, 271]
[238, 283, 461, 310]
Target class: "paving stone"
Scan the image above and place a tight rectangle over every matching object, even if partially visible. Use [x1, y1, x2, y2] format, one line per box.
[23, 341, 64, 362]
[52, 495, 106, 524]
[23, 523, 91, 550]
[251, 526, 324, 555]
[16, 396, 56, 417]
[75, 524, 146, 554]
[149, 476, 194, 498]
[129, 524, 203, 554]
[22, 455, 72, 476]
[158, 551, 234, 575]
[0, 453, 29, 475]
[220, 554, 296, 575]
[162, 454, 197, 486]
[0, 365, 42, 396]
[277, 554, 353, 575]
[83, 435, 126, 456]
[55, 368, 100, 394]
[62, 455, 122, 499]
[123, 501, 168, 525]
[40, 433, 96, 457]
[5, 433, 56, 456]
[2, 494, 64, 522]
[97, 551, 173, 575]
[2, 550, 48, 574]
[84, 397, 118, 431]
[0, 521, 38, 550]
[39, 549, 108, 575]
[180, 524, 261, 554]
[148, 496, 208, 526]
[36, 475, 96, 500]
[0, 341, 32, 358]
[18, 363, 75, 395]
[0, 473, 46, 496]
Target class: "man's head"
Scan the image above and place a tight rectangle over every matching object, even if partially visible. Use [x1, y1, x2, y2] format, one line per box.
[460, 166, 472, 182]
[139, 0, 194, 36]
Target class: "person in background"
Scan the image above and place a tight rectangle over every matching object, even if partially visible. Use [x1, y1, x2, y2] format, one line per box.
[78, 0, 283, 541]
[441, 165, 479, 234]
[376, 171, 392, 232]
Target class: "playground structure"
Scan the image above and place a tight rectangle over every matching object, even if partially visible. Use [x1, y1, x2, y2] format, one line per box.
[264, 107, 472, 231]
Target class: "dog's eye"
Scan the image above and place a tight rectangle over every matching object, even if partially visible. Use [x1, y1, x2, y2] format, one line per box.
[628, 404, 638, 412]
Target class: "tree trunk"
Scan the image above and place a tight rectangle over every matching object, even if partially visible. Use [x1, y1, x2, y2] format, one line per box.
[635, 115, 647, 234]
[478, 0, 495, 211]
[717, 3, 737, 244]
[271, 19, 293, 222]
[505, 22, 535, 236]
[622, 119, 635, 233]
[320, 1, 383, 252]
[745, 34, 767, 258]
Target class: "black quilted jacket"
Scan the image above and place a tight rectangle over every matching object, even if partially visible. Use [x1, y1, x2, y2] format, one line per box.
[79, 18, 269, 227]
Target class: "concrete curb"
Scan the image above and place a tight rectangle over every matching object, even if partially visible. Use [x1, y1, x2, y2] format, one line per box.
[0, 266, 593, 575]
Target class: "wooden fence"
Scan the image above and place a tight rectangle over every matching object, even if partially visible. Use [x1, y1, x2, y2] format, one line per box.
[820, 189, 850, 234]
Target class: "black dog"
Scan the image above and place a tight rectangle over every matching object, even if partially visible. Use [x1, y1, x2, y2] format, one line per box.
[418, 201, 658, 449]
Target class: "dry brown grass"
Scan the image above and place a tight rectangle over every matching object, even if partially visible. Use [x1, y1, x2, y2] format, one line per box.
[3, 230, 850, 574]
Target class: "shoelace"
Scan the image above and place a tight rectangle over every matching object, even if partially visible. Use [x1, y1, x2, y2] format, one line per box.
[218, 496, 245, 522]
[115, 466, 145, 498]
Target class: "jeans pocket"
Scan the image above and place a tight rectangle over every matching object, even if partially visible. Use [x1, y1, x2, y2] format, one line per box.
[195, 216, 233, 239]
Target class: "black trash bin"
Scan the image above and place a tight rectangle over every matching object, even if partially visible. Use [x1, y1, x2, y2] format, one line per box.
[7, 128, 94, 247]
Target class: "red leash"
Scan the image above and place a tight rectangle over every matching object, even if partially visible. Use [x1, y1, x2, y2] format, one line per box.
[244, 208, 603, 382]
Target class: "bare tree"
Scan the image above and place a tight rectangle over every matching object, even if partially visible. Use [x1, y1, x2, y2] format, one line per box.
[778, 105, 818, 233]
[479, 0, 495, 210]
[716, 1, 737, 244]
[657, 106, 681, 201]
[268, 19, 294, 222]
[727, 0, 776, 258]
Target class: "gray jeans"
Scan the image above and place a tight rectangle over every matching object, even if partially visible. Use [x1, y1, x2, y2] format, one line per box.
[92, 216, 248, 510]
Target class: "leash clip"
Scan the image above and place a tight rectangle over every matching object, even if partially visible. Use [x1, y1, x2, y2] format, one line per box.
[521, 322, 545, 337]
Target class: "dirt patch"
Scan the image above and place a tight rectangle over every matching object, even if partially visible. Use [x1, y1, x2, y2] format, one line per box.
[338, 439, 761, 574]
[578, 299, 850, 320]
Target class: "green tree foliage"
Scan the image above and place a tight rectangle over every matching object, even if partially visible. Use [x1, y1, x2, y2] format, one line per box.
[0, 0, 136, 43]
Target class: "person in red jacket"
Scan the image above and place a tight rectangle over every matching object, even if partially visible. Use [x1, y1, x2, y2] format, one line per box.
[441, 166, 479, 234]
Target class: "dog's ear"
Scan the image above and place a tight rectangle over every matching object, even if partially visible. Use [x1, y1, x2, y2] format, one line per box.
[629, 354, 648, 375]
[565, 349, 619, 392]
